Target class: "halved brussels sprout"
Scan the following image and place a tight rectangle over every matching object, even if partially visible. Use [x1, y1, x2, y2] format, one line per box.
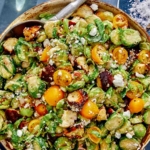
[143, 109, 150, 124]
[133, 124, 146, 138]
[141, 93, 150, 108]
[4, 74, 23, 92]
[88, 87, 105, 104]
[54, 137, 72, 150]
[110, 29, 121, 45]
[119, 137, 140, 150]
[117, 119, 133, 134]
[0, 55, 15, 79]
[19, 108, 34, 117]
[120, 28, 142, 47]
[105, 112, 124, 131]
[139, 42, 150, 50]
[27, 76, 46, 98]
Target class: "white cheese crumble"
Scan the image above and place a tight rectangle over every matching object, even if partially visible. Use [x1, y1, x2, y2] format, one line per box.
[123, 110, 131, 119]
[43, 39, 50, 47]
[90, 3, 98, 11]
[60, 110, 77, 128]
[115, 132, 121, 139]
[135, 72, 145, 78]
[113, 74, 125, 87]
[49, 59, 54, 66]
[89, 27, 97, 36]
[126, 132, 133, 139]
[80, 37, 86, 45]
[17, 130, 23, 137]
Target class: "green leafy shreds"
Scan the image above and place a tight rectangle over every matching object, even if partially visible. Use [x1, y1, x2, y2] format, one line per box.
[39, 13, 54, 20]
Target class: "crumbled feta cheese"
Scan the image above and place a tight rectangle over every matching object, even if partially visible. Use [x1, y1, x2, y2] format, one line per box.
[49, 59, 54, 66]
[135, 72, 145, 78]
[123, 110, 131, 119]
[115, 132, 121, 139]
[60, 110, 77, 128]
[90, 3, 98, 11]
[43, 39, 50, 47]
[89, 27, 97, 36]
[80, 37, 86, 45]
[113, 74, 125, 87]
[110, 63, 118, 68]
[17, 130, 23, 137]
[126, 132, 133, 139]
[24, 103, 30, 108]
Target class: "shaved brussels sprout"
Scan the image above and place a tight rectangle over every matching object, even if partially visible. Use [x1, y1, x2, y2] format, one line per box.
[54, 137, 72, 150]
[119, 137, 140, 150]
[44, 20, 60, 38]
[141, 93, 150, 108]
[52, 50, 69, 66]
[88, 87, 105, 104]
[4, 74, 23, 92]
[66, 80, 85, 92]
[138, 76, 150, 89]
[33, 137, 48, 150]
[120, 28, 142, 47]
[105, 112, 124, 131]
[0, 90, 14, 109]
[0, 55, 15, 79]
[71, 43, 84, 57]
[27, 76, 46, 98]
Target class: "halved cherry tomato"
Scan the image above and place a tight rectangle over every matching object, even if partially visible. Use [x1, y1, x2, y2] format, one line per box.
[112, 46, 128, 64]
[126, 81, 143, 99]
[28, 119, 40, 133]
[96, 11, 113, 22]
[53, 69, 72, 87]
[138, 50, 150, 64]
[128, 98, 144, 113]
[44, 85, 64, 106]
[87, 126, 101, 144]
[80, 100, 99, 119]
[113, 14, 128, 28]
[35, 103, 47, 116]
[96, 76, 102, 88]
[91, 44, 106, 65]
[133, 63, 147, 74]
[40, 46, 51, 62]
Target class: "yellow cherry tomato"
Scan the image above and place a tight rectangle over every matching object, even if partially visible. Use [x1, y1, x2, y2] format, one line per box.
[53, 69, 72, 87]
[80, 100, 99, 119]
[96, 76, 102, 88]
[96, 11, 114, 22]
[87, 126, 101, 144]
[44, 85, 64, 106]
[91, 44, 107, 65]
[129, 98, 144, 113]
[133, 63, 147, 74]
[40, 46, 50, 62]
[138, 50, 150, 64]
[112, 46, 128, 64]
[28, 119, 40, 133]
[35, 103, 47, 116]
[113, 14, 128, 28]
[126, 81, 143, 99]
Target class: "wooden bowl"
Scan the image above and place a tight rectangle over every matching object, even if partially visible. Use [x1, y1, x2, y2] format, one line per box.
[0, 0, 149, 149]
